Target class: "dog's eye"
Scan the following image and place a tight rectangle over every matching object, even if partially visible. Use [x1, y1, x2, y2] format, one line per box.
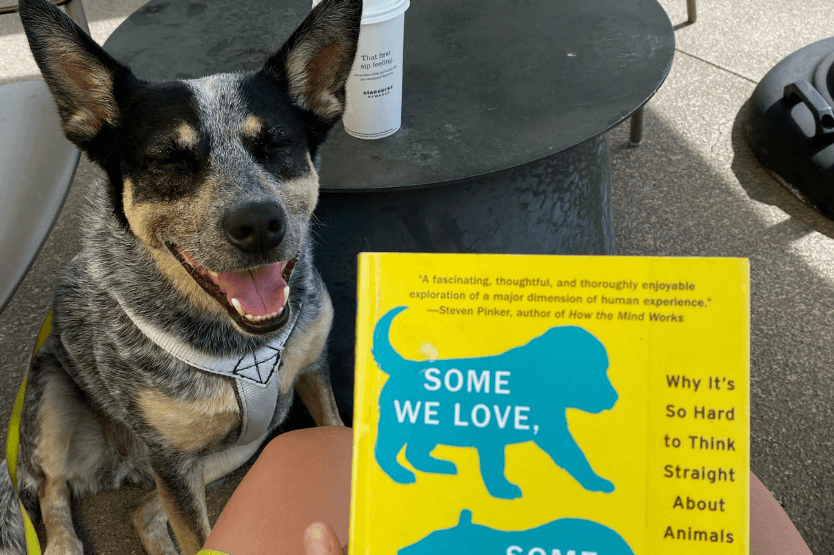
[148, 150, 194, 174]
[251, 131, 290, 161]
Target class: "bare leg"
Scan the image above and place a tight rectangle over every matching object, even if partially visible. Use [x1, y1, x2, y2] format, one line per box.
[750, 472, 812, 555]
[203, 432, 812, 555]
[202, 427, 352, 555]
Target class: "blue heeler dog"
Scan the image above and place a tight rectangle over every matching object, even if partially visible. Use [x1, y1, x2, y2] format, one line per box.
[0, 0, 361, 553]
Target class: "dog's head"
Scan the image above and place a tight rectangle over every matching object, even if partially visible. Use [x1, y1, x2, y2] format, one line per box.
[18, 0, 361, 335]
[529, 326, 618, 414]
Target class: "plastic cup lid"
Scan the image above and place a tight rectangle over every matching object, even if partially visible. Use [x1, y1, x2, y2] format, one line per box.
[361, 0, 409, 24]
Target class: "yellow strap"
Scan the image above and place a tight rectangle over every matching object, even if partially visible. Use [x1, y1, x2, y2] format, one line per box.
[197, 551, 232, 555]
[33, 311, 52, 356]
[20, 500, 42, 555]
[5, 311, 51, 555]
[5, 368, 27, 490]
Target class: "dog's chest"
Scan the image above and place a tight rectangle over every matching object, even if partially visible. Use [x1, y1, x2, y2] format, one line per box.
[137, 377, 241, 453]
[108, 291, 307, 447]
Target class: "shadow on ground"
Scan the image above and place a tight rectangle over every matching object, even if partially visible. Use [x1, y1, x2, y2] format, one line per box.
[610, 104, 834, 553]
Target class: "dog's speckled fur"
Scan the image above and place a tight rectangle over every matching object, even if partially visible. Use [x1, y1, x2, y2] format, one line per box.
[0, 1, 361, 553]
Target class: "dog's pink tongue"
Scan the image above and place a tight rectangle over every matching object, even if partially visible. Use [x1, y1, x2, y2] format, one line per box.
[214, 262, 288, 317]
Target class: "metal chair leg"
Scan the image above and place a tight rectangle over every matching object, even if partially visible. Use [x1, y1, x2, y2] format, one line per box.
[686, 0, 697, 24]
[629, 107, 644, 147]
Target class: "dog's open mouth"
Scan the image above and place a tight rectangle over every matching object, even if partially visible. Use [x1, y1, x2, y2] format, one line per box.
[169, 244, 295, 334]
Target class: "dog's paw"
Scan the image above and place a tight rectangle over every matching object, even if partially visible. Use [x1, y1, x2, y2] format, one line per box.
[385, 466, 417, 485]
[408, 457, 457, 476]
[43, 534, 84, 555]
[486, 481, 523, 500]
[425, 459, 457, 476]
[585, 476, 615, 494]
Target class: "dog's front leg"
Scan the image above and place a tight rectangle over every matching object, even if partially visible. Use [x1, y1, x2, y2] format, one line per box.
[290, 295, 343, 428]
[133, 490, 179, 555]
[539, 430, 614, 494]
[151, 457, 209, 555]
[295, 361, 344, 427]
[134, 470, 208, 555]
[39, 476, 84, 555]
[31, 356, 107, 555]
[135, 437, 268, 555]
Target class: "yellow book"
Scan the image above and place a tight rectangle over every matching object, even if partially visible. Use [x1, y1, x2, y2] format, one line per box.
[350, 253, 749, 555]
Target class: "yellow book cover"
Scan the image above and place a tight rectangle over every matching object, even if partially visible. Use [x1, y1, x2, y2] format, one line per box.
[350, 253, 749, 555]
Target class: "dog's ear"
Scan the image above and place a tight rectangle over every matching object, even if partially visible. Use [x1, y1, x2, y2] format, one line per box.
[263, 0, 362, 128]
[18, 0, 132, 160]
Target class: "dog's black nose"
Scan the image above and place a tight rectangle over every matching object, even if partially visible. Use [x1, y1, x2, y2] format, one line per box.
[223, 202, 286, 253]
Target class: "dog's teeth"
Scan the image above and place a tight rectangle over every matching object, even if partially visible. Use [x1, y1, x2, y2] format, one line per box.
[231, 298, 246, 317]
[244, 313, 256, 321]
[208, 270, 218, 278]
[283, 286, 290, 304]
[278, 305, 285, 316]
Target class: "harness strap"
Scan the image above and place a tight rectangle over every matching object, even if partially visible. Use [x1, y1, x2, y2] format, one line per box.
[112, 296, 300, 447]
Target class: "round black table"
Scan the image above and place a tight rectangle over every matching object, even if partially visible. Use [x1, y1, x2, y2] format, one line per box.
[104, 0, 674, 422]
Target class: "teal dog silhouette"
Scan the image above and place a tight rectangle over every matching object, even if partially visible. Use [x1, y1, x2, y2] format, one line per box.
[398, 510, 635, 555]
[373, 306, 618, 499]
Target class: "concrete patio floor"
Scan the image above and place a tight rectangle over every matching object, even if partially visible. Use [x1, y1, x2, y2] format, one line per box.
[2, 0, 833, 552]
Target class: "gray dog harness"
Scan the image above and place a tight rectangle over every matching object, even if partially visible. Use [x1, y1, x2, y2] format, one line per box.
[111, 296, 299, 446]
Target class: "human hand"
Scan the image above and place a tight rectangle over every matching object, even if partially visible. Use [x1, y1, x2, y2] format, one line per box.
[303, 522, 348, 555]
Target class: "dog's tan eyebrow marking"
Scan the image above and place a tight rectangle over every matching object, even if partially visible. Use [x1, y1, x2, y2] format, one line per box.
[174, 122, 199, 148]
[240, 114, 266, 138]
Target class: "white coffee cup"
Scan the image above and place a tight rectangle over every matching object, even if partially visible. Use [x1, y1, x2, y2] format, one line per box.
[341, 0, 410, 139]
